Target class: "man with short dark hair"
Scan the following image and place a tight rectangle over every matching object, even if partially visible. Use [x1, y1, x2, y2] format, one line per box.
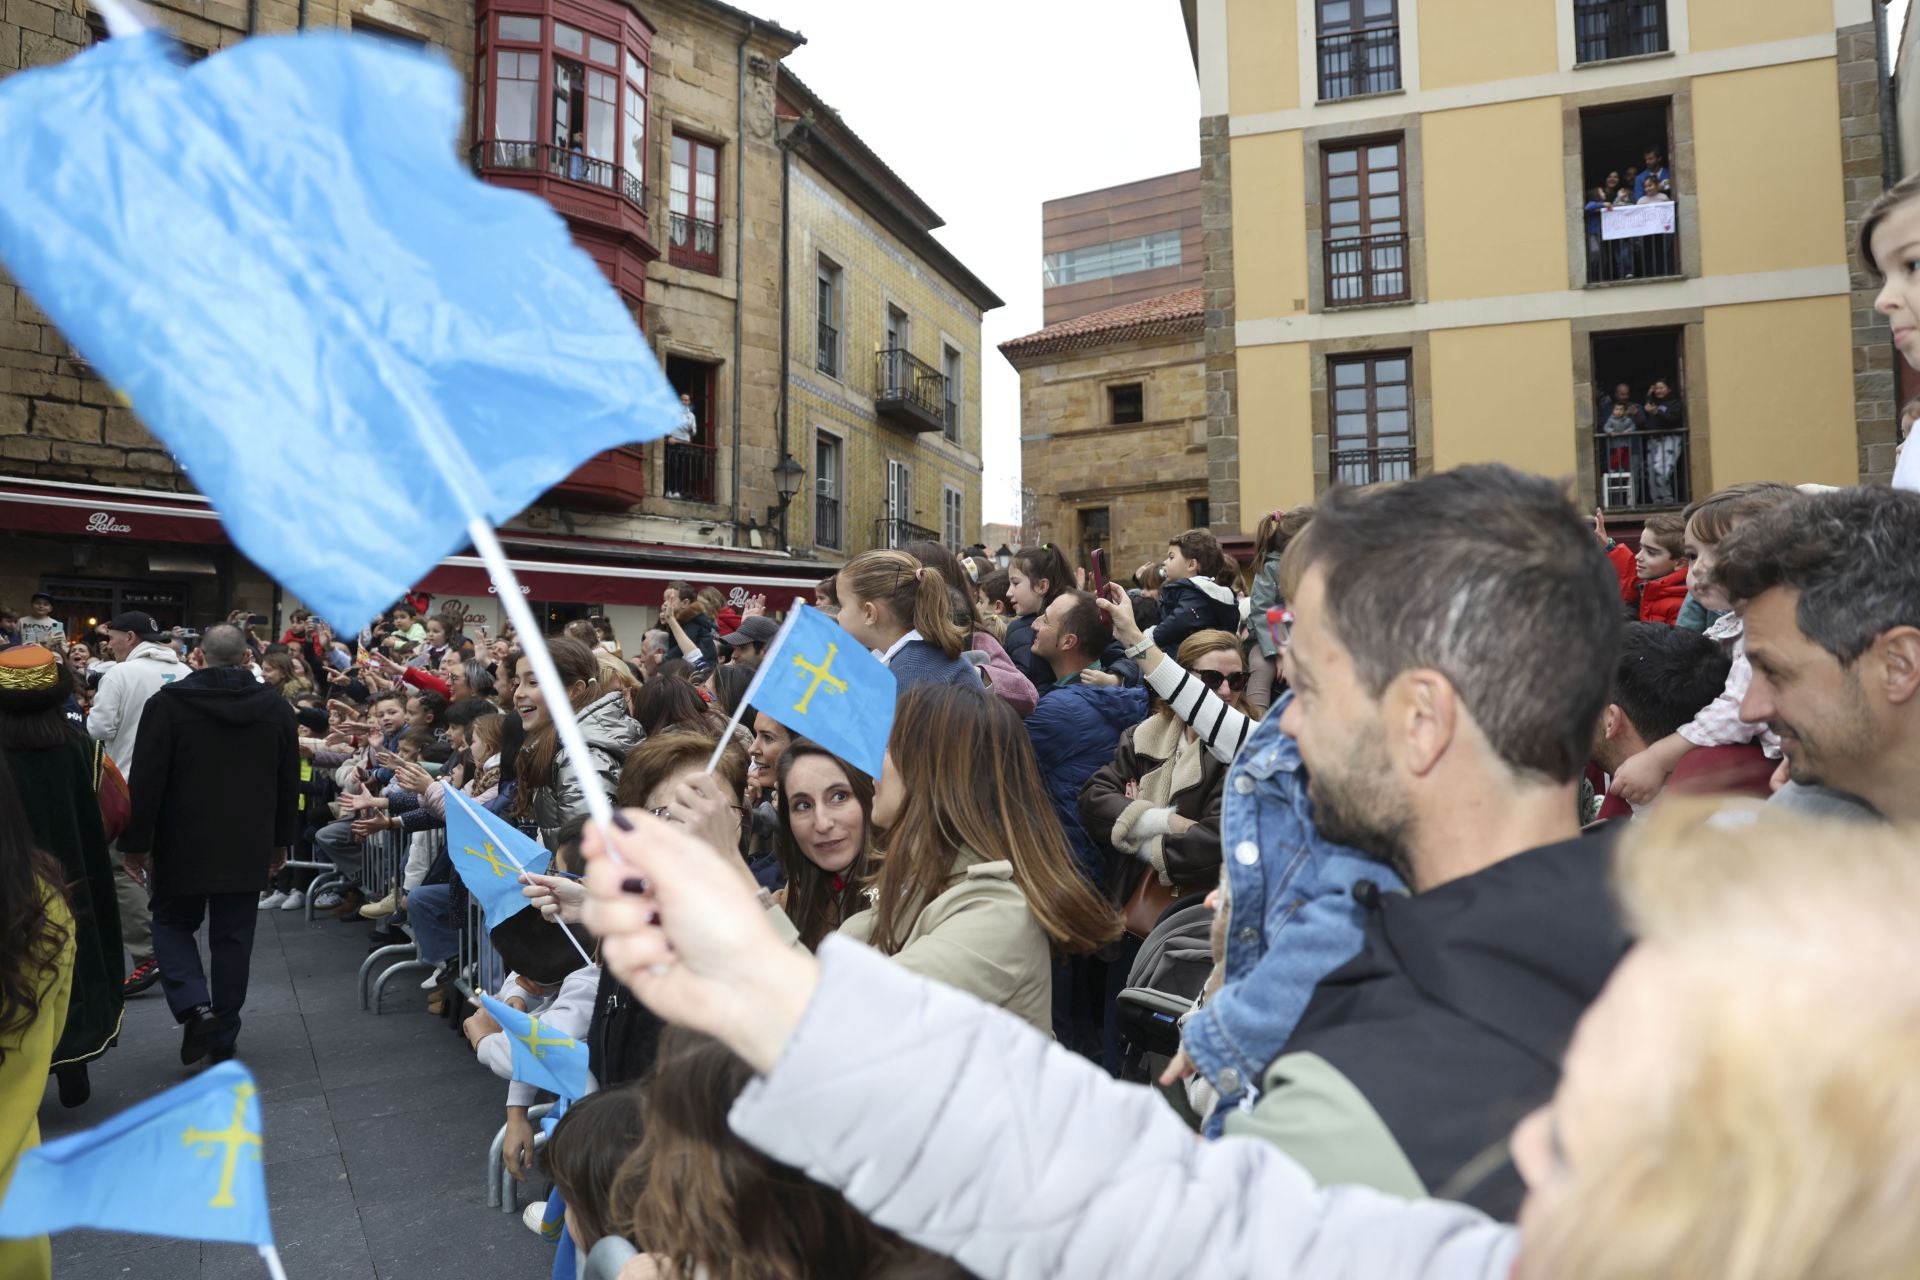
[720, 614, 780, 663]
[1716, 486, 1920, 822]
[1228, 464, 1631, 1221]
[1029, 590, 1110, 688]
[120, 623, 298, 1064]
[1590, 623, 1772, 820]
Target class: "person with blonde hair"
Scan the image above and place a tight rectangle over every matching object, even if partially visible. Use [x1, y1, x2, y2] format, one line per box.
[582, 799, 1920, 1279]
[835, 549, 981, 693]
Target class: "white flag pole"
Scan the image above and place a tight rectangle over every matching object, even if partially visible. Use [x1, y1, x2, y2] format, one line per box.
[703, 598, 808, 775]
[448, 790, 596, 969]
[464, 517, 618, 836]
[259, 1245, 290, 1280]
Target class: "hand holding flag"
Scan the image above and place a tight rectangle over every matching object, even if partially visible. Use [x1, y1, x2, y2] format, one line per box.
[477, 994, 593, 1102]
[710, 603, 896, 779]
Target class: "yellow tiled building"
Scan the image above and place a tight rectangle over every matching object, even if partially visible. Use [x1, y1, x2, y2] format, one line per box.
[777, 71, 1002, 564]
[1182, 0, 1898, 533]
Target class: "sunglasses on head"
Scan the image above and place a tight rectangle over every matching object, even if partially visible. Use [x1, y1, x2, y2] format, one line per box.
[1195, 669, 1251, 693]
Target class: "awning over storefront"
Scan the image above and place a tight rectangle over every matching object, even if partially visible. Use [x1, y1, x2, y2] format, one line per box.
[0, 476, 824, 609]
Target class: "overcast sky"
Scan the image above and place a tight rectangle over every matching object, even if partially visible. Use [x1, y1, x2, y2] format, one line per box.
[775, 0, 1201, 523]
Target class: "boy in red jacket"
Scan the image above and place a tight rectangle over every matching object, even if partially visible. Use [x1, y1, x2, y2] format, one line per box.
[1631, 512, 1690, 624]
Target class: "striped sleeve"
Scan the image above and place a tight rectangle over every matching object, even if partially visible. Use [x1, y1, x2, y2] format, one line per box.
[1146, 658, 1253, 764]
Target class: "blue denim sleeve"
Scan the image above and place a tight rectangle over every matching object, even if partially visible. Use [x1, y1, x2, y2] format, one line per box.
[1182, 881, 1372, 1102]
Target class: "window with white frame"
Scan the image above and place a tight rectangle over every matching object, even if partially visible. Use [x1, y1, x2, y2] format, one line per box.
[814, 431, 842, 550]
[942, 486, 965, 550]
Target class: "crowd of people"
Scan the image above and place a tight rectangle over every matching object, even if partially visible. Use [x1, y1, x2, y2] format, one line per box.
[1582, 144, 1676, 281]
[4, 176, 1920, 1280]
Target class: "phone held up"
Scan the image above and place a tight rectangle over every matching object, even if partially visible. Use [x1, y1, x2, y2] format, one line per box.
[1089, 548, 1108, 597]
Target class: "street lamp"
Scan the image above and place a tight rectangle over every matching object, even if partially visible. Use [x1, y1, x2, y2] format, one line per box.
[768, 452, 806, 548]
[994, 543, 1013, 570]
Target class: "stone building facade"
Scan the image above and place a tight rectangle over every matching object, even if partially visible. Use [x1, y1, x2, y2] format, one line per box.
[778, 69, 1002, 566]
[1001, 289, 1208, 577]
[0, 0, 996, 633]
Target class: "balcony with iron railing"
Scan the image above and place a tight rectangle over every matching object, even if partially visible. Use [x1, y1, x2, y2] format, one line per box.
[874, 517, 941, 550]
[874, 348, 949, 433]
[662, 440, 718, 504]
[1318, 24, 1401, 101]
[1586, 204, 1681, 284]
[1574, 0, 1668, 63]
[1595, 427, 1689, 511]
[1330, 445, 1415, 488]
[815, 488, 841, 549]
[471, 140, 647, 212]
[1324, 231, 1411, 307]
[670, 212, 722, 275]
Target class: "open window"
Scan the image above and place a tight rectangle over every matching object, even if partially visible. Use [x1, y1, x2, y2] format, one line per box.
[664, 355, 719, 503]
[1591, 328, 1689, 511]
[1579, 100, 1679, 285]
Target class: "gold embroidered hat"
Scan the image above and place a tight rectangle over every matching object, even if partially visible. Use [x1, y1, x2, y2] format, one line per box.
[0, 644, 71, 707]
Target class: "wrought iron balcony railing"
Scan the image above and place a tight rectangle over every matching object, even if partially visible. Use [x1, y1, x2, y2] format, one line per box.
[470, 140, 647, 215]
[1318, 24, 1401, 100]
[874, 347, 949, 433]
[1330, 445, 1415, 488]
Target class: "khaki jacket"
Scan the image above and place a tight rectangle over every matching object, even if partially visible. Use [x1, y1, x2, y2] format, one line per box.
[836, 846, 1054, 1036]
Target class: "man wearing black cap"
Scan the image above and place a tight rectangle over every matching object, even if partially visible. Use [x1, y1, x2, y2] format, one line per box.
[120, 623, 298, 1065]
[87, 610, 185, 995]
[721, 613, 780, 663]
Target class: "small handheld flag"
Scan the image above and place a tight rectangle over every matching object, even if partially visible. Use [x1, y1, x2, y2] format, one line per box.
[446, 789, 551, 932]
[710, 602, 896, 779]
[478, 994, 593, 1102]
[0, 1061, 271, 1247]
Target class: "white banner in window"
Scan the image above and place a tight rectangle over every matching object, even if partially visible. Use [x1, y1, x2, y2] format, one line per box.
[1601, 203, 1676, 241]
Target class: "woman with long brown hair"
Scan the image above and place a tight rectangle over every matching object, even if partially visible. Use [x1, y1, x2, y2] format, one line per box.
[773, 739, 875, 950]
[843, 683, 1120, 1034]
[513, 636, 641, 846]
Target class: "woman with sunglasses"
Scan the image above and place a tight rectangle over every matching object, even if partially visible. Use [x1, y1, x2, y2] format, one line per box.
[1079, 629, 1245, 940]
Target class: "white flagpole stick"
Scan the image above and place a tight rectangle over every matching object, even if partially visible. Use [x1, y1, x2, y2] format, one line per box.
[259, 1245, 290, 1280]
[465, 517, 617, 836]
[470, 798, 595, 970]
[703, 598, 807, 775]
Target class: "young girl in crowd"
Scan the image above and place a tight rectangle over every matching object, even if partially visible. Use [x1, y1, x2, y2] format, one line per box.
[774, 739, 875, 950]
[1152, 528, 1242, 654]
[1243, 508, 1313, 715]
[513, 636, 642, 846]
[630, 677, 717, 740]
[1608, 482, 1798, 806]
[829, 684, 1120, 1033]
[834, 550, 980, 692]
[1002, 544, 1073, 689]
[904, 540, 1037, 715]
[1079, 629, 1243, 932]
[539, 1083, 650, 1270]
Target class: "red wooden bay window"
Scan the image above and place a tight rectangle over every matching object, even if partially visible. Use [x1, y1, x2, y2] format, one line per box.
[669, 134, 721, 275]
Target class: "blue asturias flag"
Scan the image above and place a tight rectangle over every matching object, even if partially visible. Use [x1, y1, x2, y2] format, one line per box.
[0, 26, 683, 630]
[0, 1061, 271, 1247]
[448, 789, 551, 931]
[478, 994, 592, 1102]
[738, 604, 896, 779]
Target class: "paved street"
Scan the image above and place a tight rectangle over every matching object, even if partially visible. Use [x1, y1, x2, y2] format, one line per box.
[37, 908, 553, 1280]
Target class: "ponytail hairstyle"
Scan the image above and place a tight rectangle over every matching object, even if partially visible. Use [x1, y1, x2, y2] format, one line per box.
[1170, 527, 1241, 589]
[839, 550, 968, 660]
[1250, 505, 1315, 567]
[902, 540, 982, 633]
[1010, 544, 1074, 609]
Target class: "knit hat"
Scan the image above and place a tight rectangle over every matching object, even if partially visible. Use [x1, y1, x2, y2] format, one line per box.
[0, 644, 72, 712]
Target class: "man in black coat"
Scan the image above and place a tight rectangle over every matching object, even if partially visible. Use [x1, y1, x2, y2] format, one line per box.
[121, 623, 298, 1065]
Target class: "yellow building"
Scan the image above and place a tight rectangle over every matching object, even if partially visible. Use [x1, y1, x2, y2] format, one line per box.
[776, 70, 1003, 565]
[1181, 0, 1899, 533]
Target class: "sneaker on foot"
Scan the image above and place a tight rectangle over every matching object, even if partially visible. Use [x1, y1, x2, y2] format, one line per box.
[521, 1201, 545, 1234]
[311, 888, 343, 910]
[359, 887, 400, 919]
[419, 961, 451, 990]
[258, 890, 288, 910]
[123, 956, 160, 996]
[280, 888, 308, 911]
[331, 887, 367, 920]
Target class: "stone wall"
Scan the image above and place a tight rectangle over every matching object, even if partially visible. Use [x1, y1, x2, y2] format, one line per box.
[1198, 113, 1240, 532]
[1014, 329, 1207, 575]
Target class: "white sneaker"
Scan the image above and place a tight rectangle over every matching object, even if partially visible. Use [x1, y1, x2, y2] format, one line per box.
[280, 888, 308, 911]
[521, 1200, 546, 1234]
[311, 889, 342, 910]
[257, 891, 288, 910]
[419, 961, 450, 990]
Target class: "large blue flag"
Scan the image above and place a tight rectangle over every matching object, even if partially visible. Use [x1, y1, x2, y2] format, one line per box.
[0, 28, 683, 629]
[0, 1061, 271, 1246]
[478, 994, 592, 1102]
[447, 789, 551, 931]
[739, 604, 896, 779]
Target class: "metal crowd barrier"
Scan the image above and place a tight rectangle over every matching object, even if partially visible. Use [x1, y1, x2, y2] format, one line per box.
[358, 826, 446, 1013]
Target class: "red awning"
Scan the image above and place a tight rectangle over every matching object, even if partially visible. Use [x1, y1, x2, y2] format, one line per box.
[416, 556, 821, 609]
[0, 480, 229, 544]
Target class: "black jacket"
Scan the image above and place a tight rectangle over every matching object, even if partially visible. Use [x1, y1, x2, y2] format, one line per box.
[1280, 826, 1629, 1220]
[121, 666, 300, 897]
[589, 967, 663, 1088]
